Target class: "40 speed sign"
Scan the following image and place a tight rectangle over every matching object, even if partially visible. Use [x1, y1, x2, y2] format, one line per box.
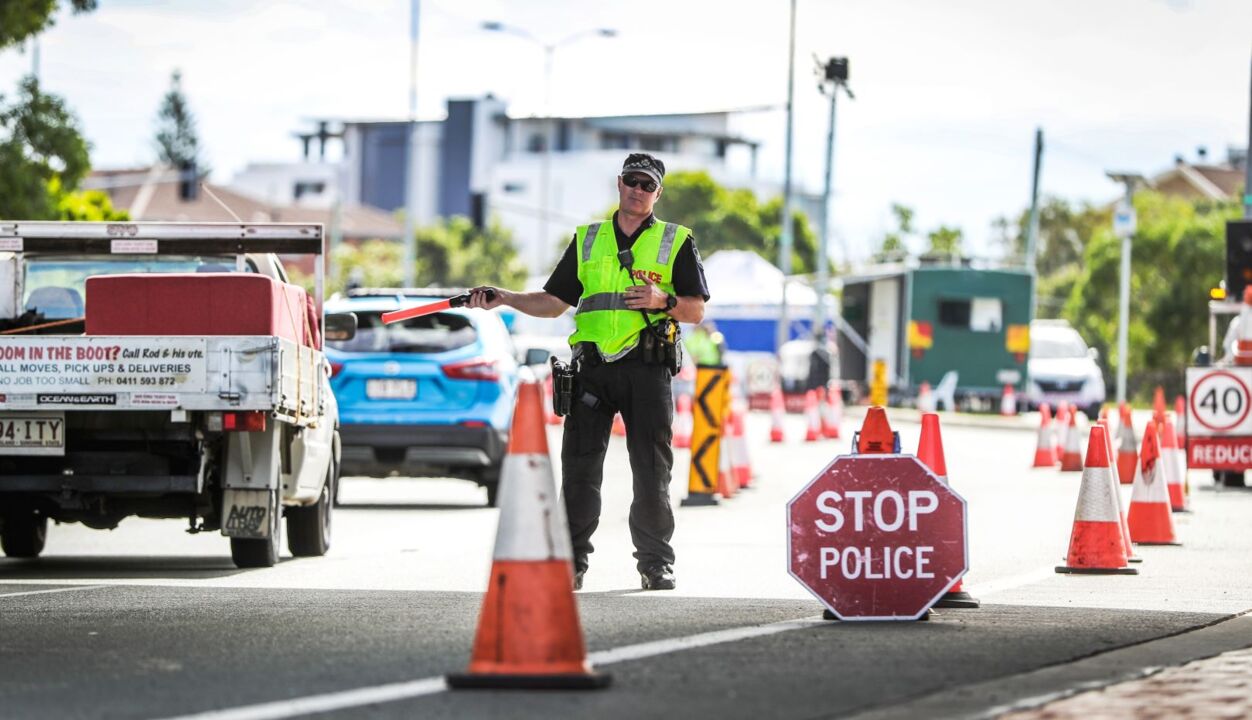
[1185, 367, 1252, 469]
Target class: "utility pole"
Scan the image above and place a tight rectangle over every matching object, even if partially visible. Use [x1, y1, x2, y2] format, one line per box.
[401, 0, 421, 288]
[815, 56, 853, 339]
[1107, 171, 1145, 404]
[1025, 128, 1044, 273]
[776, 0, 797, 353]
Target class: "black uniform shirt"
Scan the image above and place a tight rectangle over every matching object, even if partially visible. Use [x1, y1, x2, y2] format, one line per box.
[543, 212, 711, 308]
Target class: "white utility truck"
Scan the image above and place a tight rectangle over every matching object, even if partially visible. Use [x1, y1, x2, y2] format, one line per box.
[0, 222, 356, 568]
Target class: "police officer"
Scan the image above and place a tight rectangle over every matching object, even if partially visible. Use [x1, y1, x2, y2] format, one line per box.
[468, 152, 709, 591]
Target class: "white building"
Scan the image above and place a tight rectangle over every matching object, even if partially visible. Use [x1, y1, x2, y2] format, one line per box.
[231, 95, 820, 277]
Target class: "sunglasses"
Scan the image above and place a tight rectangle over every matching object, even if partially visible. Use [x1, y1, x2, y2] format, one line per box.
[621, 174, 659, 193]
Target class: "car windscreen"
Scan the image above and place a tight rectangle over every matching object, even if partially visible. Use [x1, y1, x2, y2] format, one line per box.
[1030, 334, 1087, 359]
[327, 310, 477, 354]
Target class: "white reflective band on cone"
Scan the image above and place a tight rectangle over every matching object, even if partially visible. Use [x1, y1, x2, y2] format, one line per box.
[1074, 466, 1120, 522]
[491, 453, 574, 561]
[1131, 462, 1170, 504]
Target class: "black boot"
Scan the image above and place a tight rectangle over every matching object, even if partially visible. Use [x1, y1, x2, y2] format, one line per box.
[640, 564, 676, 590]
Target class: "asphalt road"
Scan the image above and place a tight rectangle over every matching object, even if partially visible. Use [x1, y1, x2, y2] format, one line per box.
[3, 412, 1252, 719]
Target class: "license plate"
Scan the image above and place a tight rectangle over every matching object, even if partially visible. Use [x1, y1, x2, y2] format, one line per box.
[0, 412, 66, 456]
[366, 378, 417, 400]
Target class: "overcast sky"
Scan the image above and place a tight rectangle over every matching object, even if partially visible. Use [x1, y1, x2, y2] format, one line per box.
[1, 0, 1248, 262]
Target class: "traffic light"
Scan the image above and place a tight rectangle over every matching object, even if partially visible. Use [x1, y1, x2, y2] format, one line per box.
[1226, 219, 1252, 301]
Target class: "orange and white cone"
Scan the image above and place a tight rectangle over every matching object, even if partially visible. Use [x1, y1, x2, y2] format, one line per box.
[827, 381, 844, 437]
[820, 385, 841, 439]
[1098, 418, 1140, 564]
[1055, 425, 1138, 575]
[1000, 384, 1017, 416]
[918, 413, 979, 608]
[1059, 410, 1084, 472]
[673, 393, 693, 449]
[1160, 416, 1190, 512]
[768, 387, 786, 444]
[447, 380, 610, 689]
[917, 382, 936, 414]
[803, 389, 821, 442]
[717, 424, 737, 499]
[730, 403, 753, 490]
[1127, 421, 1180, 546]
[611, 412, 626, 437]
[1116, 405, 1137, 486]
[1054, 403, 1070, 459]
[1174, 395, 1187, 445]
[1033, 403, 1059, 468]
[1153, 386, 1167, 420]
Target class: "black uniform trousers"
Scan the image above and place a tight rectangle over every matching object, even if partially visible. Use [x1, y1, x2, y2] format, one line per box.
[561, 349, 675, 574]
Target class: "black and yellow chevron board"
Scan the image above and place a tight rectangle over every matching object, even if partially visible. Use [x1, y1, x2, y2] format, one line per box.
[682, 364, 729, 507]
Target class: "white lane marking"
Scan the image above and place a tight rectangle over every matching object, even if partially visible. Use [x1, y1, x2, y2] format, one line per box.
[154, 615, 827, 720]
[0, 584, 107, 599]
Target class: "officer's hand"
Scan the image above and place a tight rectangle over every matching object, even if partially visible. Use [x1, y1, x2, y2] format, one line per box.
[625, 279, 666, 310]
[467, 286, 505, 310]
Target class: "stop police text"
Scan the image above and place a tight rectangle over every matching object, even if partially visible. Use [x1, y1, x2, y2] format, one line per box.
[813, 489, 940, 581]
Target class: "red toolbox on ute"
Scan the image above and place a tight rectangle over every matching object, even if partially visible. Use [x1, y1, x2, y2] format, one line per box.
[85, 273, 318, 347]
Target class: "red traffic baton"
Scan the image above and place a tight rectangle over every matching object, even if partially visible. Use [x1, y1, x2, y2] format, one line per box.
[381, 289, 495, 325]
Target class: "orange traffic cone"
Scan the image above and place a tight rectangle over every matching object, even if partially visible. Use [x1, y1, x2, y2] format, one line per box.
[1174, 395, 1187, 445]
[1098, 418, 1140, 564]
[1033, 403, 1058, 467]
[729, 403, 753, 489]
[856, 406, 898, 454]
[1059, 411, 1084, 472]
[768, 387, 786, 443]
[1116, 405, 1137, 486]
[1055, 425, 1138, 575]
[826, 381, 844, 438]
[1000, 384, 1017, 416]
[820, 386, 840, 439]
[1236, 286, 1252, 366]
[803, 389, 821, 442]
[918, 413, 979, 609]
[1127, 421, 1180, 545]
[611, 411, 626, 437]
[673, 393, 693, 449]
[447, 381, 610, 690]
[917, 381, 935, 413]
[1054, 403, 1070, 459]
[717, 424, 737, 499]
[1152, 386, 1167, 423]
[1160, 416, 1189, 512]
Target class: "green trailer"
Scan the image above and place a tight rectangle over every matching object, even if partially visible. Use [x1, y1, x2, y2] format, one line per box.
[837, 265, 1034, 406]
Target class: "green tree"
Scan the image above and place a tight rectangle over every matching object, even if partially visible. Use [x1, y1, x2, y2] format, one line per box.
[651, 170, 820, 274]
[50, 178, 128, 221]
[154, 70, 202, 170]
[873, 203, 916, 262]
[323, 217, 527, 294]
[1063, 191, 1238, 399]
[0, 77, 90, 220]
[0, 0, 95, 51]
[925, 225, 963, 257]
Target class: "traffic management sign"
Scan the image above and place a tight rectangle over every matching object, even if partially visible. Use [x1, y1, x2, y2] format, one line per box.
[1185, 366, 1252, 469]
[787, 454, 967, 621]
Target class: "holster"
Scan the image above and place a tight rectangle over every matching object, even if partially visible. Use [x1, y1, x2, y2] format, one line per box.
[640, 319, 682, 375]
[550, 357, 574, 417]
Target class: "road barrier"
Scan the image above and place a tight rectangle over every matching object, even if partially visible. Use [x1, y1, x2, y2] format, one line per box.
[447, 380, 610, 690]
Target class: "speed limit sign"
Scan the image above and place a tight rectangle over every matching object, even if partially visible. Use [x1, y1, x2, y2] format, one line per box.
[1186, 368, 1252, 435]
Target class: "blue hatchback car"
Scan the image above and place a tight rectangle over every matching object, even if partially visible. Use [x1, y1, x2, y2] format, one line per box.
[324, 289, 520, 505]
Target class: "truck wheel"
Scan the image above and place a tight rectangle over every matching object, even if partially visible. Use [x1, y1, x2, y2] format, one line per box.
[230, 494, 281, 568]
[1217, 470, 1246, 488]
[1, 511, 47, 558]
[288, 465, 334, 557]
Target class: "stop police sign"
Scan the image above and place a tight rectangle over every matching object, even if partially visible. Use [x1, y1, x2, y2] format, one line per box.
[787, 454, 968, 621]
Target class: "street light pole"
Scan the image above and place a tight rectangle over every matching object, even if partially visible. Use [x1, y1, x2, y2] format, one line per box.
[401, 0, 421, 288]
[481, 22, 616, 274]
[816, 57, 852, 340]
[776, 0, 797, 353]
[1107, 171, 1144, 404]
